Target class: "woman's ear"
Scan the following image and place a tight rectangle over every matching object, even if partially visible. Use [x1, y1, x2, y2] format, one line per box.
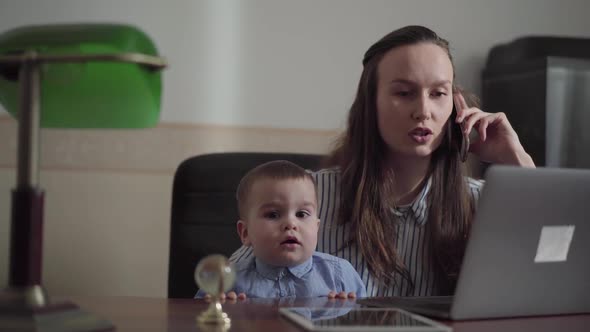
[236, 220, 251, 246]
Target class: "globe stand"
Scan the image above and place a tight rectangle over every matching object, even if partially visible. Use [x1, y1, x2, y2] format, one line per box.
[194, 254, 236, 329]
[197, 301, 231, 326]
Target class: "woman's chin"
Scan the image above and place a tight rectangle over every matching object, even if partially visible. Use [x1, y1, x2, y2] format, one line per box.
[386, 146, 436, 162]
[405, 148, 434, 159]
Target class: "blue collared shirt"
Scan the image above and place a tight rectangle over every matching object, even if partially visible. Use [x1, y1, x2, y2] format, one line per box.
[195, 251, 366, 298]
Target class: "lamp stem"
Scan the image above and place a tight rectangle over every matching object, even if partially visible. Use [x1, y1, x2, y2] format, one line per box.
[8, 53, 45, 288]
[17, 52, 40, 187]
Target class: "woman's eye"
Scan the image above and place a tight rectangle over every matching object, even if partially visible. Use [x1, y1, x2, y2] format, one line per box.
[395, 91, 411, 97]
[264, 211, 280, 219]
[431, 91, 447, 97]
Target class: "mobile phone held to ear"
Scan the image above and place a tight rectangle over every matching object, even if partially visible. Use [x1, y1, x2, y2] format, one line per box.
[452, 102, 469, 163]
[460, 124, 469, 163]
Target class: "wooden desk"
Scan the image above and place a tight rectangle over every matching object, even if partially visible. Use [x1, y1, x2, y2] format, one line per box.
[62, 296, 590, 332]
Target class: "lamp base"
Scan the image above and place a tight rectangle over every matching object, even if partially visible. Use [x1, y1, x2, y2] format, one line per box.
[0, 286, 115, 332]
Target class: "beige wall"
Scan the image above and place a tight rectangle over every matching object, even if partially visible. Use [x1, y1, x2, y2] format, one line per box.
[0, 116, 337, 297]
[1, 0, 590, 129]
[0, 169, 173, 297]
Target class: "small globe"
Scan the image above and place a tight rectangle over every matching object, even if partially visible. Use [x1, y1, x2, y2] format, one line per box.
[194, 254, 236, 295]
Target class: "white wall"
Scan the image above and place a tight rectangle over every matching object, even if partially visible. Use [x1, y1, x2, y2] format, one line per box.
[0, 0, 589, 130]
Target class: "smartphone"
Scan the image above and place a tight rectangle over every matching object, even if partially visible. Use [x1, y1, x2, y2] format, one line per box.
[452, 102, 469, 163]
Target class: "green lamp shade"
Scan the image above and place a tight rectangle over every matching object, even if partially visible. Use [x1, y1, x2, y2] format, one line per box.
[0, 24, 163, 128]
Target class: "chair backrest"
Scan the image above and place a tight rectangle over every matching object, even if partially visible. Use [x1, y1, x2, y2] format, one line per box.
[167, 152, 323, 298]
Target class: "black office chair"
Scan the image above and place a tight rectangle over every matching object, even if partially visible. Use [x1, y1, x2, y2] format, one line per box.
[167, 152, 323, 298]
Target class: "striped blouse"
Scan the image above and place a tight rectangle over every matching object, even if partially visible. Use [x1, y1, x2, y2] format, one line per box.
[231, 168, 484, 297]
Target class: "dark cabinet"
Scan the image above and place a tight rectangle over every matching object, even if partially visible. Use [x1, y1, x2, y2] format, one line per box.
[482, 37, 590, 169]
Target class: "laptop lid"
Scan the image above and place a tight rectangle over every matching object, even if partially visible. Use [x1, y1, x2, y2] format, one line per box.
[451, 165, 590, 320]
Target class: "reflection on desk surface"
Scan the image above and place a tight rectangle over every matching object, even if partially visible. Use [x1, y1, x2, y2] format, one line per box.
[51, 295, 590, 332]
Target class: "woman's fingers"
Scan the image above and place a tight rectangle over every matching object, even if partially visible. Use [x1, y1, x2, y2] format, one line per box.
[453, 92, 470, 121]
[455, 108, 496, 148]
[347, 292, 357, 299]
[462, 111, 489, 137]
[327, 291, 337, 299]
[477, 117, 490, 142]
[237, 292, 247, 300]
[448, 98, 533, 166]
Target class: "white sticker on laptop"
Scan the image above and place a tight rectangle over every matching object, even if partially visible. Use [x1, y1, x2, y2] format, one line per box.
[534, 225, 575, 263]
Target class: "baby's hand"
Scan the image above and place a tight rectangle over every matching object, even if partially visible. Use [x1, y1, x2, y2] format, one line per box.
[327, 291, 356, 299]
[203, 291, 247, 302]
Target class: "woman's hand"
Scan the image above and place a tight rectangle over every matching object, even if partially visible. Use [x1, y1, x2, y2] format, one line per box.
[454, 93, 535, 167]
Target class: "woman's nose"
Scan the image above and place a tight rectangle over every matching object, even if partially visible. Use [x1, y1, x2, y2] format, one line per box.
[411, 96, 432, 121]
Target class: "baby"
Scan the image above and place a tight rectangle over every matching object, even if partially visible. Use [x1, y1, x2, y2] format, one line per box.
[196, 160, 366, 299]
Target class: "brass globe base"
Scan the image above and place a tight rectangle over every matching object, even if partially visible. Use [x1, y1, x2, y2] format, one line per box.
[196, 300, 231, 328]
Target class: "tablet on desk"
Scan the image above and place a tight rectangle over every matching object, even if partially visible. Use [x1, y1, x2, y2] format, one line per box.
[279, 307, 451, 332]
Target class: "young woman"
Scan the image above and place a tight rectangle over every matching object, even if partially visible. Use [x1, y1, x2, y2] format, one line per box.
[232, 25, 535, 298]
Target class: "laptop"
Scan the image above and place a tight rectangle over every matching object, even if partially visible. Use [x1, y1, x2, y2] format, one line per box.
[359, 165, 590, 320]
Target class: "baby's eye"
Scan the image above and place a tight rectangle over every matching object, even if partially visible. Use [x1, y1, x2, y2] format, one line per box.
[296, 210, 311, 218]
[264, 211, 280, 219]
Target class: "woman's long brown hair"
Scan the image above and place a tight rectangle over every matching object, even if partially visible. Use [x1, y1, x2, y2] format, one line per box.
[325, 26, 477, 294]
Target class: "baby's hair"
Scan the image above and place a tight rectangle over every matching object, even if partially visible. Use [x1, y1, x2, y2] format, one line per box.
[236, 160, 316, 219]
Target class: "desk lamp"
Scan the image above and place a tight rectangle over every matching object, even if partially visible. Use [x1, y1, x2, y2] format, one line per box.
[0, 24, 166, 331]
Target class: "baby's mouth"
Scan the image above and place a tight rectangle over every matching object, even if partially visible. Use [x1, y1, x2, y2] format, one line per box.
[281, 237, 301, 245]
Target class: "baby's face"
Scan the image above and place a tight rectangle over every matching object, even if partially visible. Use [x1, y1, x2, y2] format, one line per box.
[238, 177, 319, 267]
